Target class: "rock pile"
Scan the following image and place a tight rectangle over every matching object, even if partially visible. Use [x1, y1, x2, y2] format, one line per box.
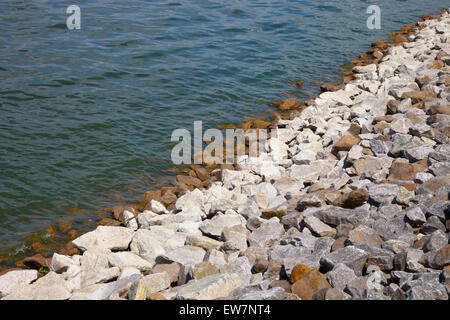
[1, 11, 449, 300]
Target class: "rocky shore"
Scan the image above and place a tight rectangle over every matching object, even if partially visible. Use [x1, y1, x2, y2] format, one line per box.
[1, 11, 449, 300]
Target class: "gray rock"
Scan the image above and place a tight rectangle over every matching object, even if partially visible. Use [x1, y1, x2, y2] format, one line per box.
[421, 216, 446, 234]
[368, 184, 399, 206]
[320, 246, 369, 276]
[422, 230, 448, 253]
[314, 206, 370, 226]
[220, 257, 252, 285]
[405, 206, 427, 226]
[326, 263, 357, 290]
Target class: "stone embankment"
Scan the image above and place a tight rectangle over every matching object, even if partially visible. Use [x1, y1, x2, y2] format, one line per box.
[1, 11, 449, 300]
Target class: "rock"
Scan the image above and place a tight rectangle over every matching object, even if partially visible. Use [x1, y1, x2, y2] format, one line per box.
[269, 280, 291, 293]
[186, 234, 222, 250]
[422, 230, 448, 253]
[81, 267, 121, 288]
[388, 162, 424, 181]
[291, 270, 331, 300]
[150, 200, 169, 214]
[108, 252, 153, 272]
[320, 246, 368, 276]
[200, 212, 246, 238]
[368, 184, 399, 206]
[405, 278, 448, 300]
[72, 226, 135, 252]
[315, 206, 369, 226]
[176, 273, 243, 300]
[221, 225, 249, 252]
[290, 264, 312, 284]
[311, 287, 346, 300]
[345, 277, 369, 300]
[430, 245, 450, 269]
[405, 207, 427, 226]
[404, 146, 434, 162]
[220, 257, 252, 285]
[0, 270, 38, 298]
[278, 98, 302, 111]
[158, 246, 206, 266]
[332, 189, 369, 209]
[303, 215, 336, 237]
[248, 220, 285, 248]
[203, 249, 227, 268]
[17, 254, 50, 270]
[332, 135, 360, 155]
[390, 118, 412, 134]
[395, 186, 415, 204]
[347, 225, 383, 248]
[189, 261, 219, 280]
[152, 263, 180, 284]
[50, 253, 76, 273]
[326, 263, 357, 290]
[421, 216, 446, 234]
[88, 273, 141, 300]
[141, 272, 171, 296]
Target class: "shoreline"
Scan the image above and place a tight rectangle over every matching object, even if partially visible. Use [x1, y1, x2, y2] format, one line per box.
[0, 9, 449, 300]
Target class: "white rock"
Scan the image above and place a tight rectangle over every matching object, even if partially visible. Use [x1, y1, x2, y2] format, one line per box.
[72, 226, 135, 252]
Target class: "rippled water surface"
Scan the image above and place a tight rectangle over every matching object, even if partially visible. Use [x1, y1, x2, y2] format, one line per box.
[0, 0, 446, 263]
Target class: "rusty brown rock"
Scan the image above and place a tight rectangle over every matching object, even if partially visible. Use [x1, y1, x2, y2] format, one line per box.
[278, 98, 302, 111]
[290, 264, 312, 284]
[332, 189, 369, 209]
[291, 270, 331, 300]
[152, 262, 181, 284]
[97, 218, 121, 227]
[388, 162, 425, 181]
[332, 135, 360, 155]
[16, 254, 51, 270]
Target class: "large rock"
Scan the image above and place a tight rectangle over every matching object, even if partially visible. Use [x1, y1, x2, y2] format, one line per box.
[248, 220, 285, 248]
[157, 246, 206, 266]
[314, 207, 369, 226]
[291, 270, 331, 300]
[176, 273, 243, 300]
[108, 252, 153, 272]
[200, 212, 246, 238]
[0, 270, 38, 298]
[72, 226, 135, 252]
[347, 225, 383, 248]
[303, 215, 336, 237]
[320, 246, 368, 276]
[326, 263, 357, 290]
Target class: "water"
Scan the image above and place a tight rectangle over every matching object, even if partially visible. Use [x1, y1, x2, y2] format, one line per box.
[0, 0, 446, 264]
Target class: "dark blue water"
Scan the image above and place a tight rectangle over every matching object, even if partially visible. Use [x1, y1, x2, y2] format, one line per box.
[0, 0, 446, 261]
